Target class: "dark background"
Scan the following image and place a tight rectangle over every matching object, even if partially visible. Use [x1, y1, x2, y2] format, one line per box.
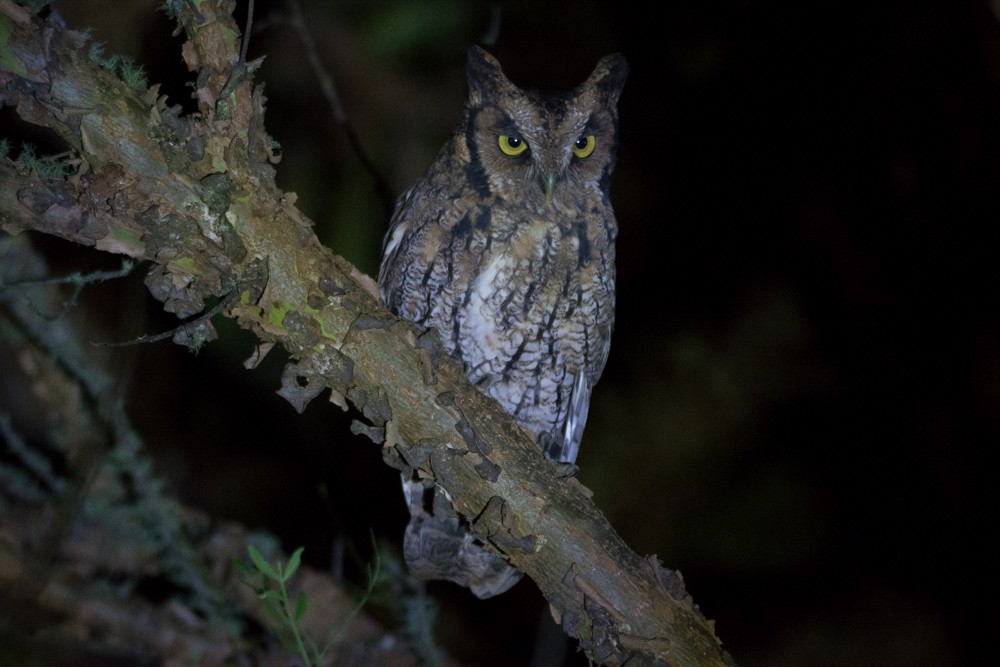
[7, 0, 998, 664]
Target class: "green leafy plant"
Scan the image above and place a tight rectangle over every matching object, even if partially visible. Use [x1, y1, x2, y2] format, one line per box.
[246, 545, 313, 664]
[243, 543, 382, 667]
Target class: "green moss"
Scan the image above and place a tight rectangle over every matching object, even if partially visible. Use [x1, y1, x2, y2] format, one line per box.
[18, 144, 72, 180]
[220, 25, 240, 52]
[107, 226, 143, 247]
[88, 43, 148, 91]
[169, 256, 198, 273]
[266, 300, 293, 328]
[0, 14, 29, 80]
[313, 315, 339, 342]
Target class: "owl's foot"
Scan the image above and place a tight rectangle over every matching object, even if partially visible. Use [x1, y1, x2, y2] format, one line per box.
[549, 461, 580, 478]
[403, 511, 523, 599]
[401, 474, 522, 598]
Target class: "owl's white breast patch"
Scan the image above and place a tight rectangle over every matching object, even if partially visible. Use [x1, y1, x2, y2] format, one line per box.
[465, 254, 507, 360]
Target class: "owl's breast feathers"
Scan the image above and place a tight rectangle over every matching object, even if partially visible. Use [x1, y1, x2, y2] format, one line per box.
[379, 169, 615, 462]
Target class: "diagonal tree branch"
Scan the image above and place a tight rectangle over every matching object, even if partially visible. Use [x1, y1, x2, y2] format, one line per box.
[0, 3, 733, 665]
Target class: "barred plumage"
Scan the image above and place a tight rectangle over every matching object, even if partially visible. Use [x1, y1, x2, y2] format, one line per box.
[379, 46, 627, 598]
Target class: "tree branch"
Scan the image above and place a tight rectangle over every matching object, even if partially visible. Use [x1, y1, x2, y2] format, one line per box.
[0, 3, 733, 665]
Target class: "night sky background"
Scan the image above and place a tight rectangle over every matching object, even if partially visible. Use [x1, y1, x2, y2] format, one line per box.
[7, 0, 999, 664]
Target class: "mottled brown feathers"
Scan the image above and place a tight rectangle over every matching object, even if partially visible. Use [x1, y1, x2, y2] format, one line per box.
[379, 46, 627, 597]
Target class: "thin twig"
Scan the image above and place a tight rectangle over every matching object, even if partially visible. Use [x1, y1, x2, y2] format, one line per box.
[0, 259, 136, 318]
[285, 0, 394, 216]
[240, 0, 254, 64]
[92, 290, 236, 348]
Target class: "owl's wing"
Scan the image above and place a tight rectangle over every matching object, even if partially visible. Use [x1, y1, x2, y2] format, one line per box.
[541, 370, 590, 464]
[377, 187, 417, 299]
[545, 257, 615, 464]
[377, 184, 439, 322]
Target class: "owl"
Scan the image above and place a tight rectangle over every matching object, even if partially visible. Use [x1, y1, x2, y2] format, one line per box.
[378, 46, 628, 598]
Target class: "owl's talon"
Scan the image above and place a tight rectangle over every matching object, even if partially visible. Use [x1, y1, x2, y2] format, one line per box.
[551, 461, 580, 478]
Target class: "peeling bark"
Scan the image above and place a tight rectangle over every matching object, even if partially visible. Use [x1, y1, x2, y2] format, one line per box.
[0, 3, 734, 665]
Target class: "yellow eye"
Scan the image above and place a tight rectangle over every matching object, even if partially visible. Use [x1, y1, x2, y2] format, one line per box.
[498, 134, 528, 156]
[572, 135, 596, 158]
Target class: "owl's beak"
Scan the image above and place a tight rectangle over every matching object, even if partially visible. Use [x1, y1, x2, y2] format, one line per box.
[542, 173, 556, 203]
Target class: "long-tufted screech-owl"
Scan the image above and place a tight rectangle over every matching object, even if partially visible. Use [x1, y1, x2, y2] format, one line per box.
[378, 46, 628, 598]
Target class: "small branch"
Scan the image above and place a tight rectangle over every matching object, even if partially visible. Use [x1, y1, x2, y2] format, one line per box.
[239, 0, 254, 64]
[285, 0, 395, 216]
[91, 288, 235, 348]
[1, 259, 134, 316]
[286, 0, 345, 123]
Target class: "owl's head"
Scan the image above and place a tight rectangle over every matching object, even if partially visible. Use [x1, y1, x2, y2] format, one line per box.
[461, 46, 628, 205]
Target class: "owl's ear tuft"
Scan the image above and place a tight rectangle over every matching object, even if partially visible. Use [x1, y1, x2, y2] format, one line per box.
[466, 45, 512, 107]
[586, 54, 629, 108]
